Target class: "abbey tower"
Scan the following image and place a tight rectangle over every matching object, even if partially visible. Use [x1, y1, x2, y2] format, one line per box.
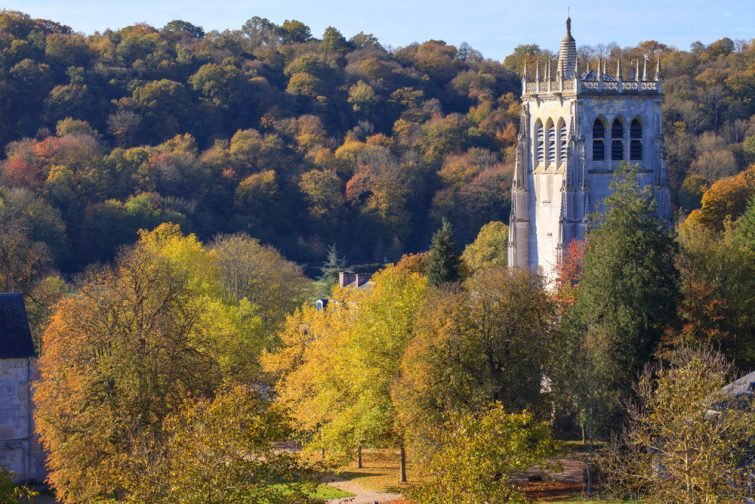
[508, 18, 671, 280]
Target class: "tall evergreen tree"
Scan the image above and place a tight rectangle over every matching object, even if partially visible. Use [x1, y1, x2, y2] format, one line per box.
[576, 166, 679, 387]
[316, 244, 346, 298]
[426, 218, 460, 286]
[552, 165, 680, 492]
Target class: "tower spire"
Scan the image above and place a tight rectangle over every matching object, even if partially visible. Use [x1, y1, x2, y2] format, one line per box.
[616, 58, 622, 80]
[557, 16, 577, 80]
[655, 55, 662, 80]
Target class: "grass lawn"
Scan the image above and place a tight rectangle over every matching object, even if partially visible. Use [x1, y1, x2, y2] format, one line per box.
[309, 484, 354, 500]
[320, 447, 640, 504]
[272, 482, 354, 501]
[325, 448, 420, 494]
[544, 500, 637, 503]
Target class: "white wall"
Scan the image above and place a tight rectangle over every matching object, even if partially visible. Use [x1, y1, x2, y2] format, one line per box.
[0, 358, 45, 482]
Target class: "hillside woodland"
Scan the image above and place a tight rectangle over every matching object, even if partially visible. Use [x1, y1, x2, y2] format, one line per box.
[0, 10, 753, 504]
[0, 10, 751, 277]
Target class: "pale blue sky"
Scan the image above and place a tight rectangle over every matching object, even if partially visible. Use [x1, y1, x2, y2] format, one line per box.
[1, 0, 752, 60]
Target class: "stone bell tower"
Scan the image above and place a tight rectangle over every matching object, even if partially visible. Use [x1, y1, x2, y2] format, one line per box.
[508, 17, 671, 281]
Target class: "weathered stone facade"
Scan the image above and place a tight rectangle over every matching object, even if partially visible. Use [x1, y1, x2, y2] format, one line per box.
[508, 18, 671, 281]
[0, 293, 45, 482]
[0, 357, 45, 482]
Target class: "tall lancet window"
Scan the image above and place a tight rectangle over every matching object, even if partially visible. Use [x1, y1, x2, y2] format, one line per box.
[558, 119, 568, 164]
[592, 119, 605, 161]
[611, 119, 624, 161]
[535, 120, 544, 164]
[630, 118, 642, 161]
[547, 120, 556, 165]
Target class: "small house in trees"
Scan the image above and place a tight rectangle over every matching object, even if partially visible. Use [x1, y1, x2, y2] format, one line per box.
[337, 271, 374, 290]
[315, 271, 374, 311]
[0, 293, 45, 482]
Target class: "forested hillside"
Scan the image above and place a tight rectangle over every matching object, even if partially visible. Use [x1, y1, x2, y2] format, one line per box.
[0, 10, 752, 281]
[1, 9, 752, 503]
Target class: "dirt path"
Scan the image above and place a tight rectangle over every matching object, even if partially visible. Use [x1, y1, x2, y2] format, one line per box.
[326, 479, 403, 504]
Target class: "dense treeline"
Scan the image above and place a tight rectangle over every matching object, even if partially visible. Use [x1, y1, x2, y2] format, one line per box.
[0, 10, 521, 273]
[1, 9, 753, 501]
[0, 10, 752, 280]
[27, 167, 755, 503]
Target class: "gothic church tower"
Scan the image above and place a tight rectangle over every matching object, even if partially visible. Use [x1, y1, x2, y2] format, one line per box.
[508, 18, 671, 280]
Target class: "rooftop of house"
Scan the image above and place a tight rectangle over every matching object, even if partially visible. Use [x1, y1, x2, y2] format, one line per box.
[721, 371, 755, 399]
[0, 293, 36, 359]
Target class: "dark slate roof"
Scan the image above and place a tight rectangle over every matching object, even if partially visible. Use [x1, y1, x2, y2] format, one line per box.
[721, 371, 755, 398]
[580, 70, 617, 82]
[0, 293, 36, 358]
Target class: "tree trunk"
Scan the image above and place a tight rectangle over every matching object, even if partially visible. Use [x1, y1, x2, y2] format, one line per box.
[399, 445, 407, 483]
[357, 445, 363, 469]
[321, 447, 325, 460]
[586, 404, 594, 495]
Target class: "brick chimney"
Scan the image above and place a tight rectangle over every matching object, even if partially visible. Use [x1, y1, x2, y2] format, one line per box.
[339, 271, 356, 288]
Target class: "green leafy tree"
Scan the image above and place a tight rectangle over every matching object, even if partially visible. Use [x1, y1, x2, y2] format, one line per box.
[127, 79, 194, 142]
[321, 26, 348, 53]
[734, 197, 755, 251]
[348, 80, 378, 113]
[157, 385, 317, 504]
[162, 20, 204, 39]
[554, 165, 680, 491]
[426, 218, 460, 286]
[242, 16, 281, 48]
[460, 220, 508, 276]
[407, 404, 559, 504]
[397, 267, 555, 457]
[0, 466, 37, 503]
[211, 233, 312, 332]
[603, 347, 754, 503]
[281, 20, 312, 44]
[672, 213, 755, 369]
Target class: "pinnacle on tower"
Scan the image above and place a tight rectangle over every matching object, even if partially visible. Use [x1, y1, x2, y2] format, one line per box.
[557, 17, 577, 79]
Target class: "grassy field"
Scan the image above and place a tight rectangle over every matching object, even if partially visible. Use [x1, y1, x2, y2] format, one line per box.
[323, 448, 641, 503]
[310, 484, 354, 500]
[323, 448, 419, 494]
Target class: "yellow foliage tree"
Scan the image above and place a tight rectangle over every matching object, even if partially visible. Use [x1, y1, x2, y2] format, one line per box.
[265, 265, 428, 481]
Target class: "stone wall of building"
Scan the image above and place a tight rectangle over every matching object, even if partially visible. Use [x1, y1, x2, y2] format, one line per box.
[508, 18, 670, 282]
[0, 357, 45, 482]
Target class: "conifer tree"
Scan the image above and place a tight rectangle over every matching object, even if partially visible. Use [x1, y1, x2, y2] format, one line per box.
[553, 165, 680, 493]
[316, 244, 346, 298]
[426, 219, 460, 286]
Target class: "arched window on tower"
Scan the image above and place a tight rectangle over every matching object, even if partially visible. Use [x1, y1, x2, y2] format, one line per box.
[611, 119, 624, 161]
[592, 119, 605, 161]
[547, 120, 556, 165]
[535, 120, 544, 164]
[630, 118, 642, 161]
[558, 119, 568, 165]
